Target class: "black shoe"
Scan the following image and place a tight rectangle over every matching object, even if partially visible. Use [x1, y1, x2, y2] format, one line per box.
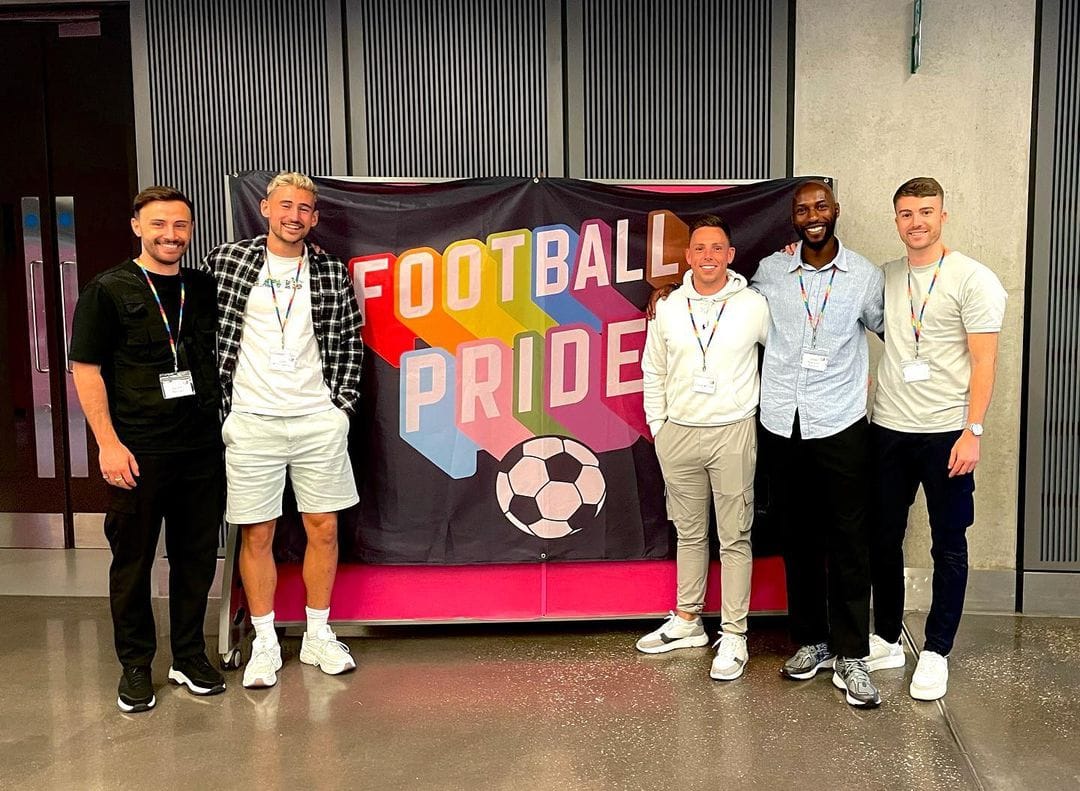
[168, 653, 226, 696]
[118, 666, 156, 713]
[832, 656, 882, 708]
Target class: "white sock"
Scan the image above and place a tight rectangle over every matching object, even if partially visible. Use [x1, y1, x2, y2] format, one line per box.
[251, 611, 277, 646]
[306, 606, 330, 637]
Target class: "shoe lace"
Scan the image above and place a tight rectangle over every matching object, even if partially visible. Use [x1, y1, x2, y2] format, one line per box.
[125, 665, 151, 685]
[793, 643, 823, 664]
[713, 635, 743, 662]
[187, 654, 215, 674]
[837, 657, 874, 692]
[314, 628, 352, 654]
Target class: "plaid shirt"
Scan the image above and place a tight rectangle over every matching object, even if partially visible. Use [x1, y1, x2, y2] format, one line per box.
[199, 235, 364, 415]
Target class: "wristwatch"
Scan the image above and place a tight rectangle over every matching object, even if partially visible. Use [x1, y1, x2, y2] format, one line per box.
[968, 423, 984, 437]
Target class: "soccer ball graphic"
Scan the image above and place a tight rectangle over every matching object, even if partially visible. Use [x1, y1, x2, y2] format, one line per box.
[496, 436, 607, 539]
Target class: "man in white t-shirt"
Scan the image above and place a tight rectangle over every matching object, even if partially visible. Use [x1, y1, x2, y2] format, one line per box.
[636, 215, 770, 682]
[869, 177, 1007, 701]
[201, 172, 364, 689]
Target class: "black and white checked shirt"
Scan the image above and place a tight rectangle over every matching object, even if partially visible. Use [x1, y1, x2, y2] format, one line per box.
[199, 235, 364, 415]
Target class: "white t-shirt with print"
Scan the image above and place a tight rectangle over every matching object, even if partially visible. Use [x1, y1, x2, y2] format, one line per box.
[231, 250, 334, 416]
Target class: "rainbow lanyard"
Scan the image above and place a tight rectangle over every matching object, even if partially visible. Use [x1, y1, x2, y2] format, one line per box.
[268, 254, 305, 348]
[687, 298, 727, 370]
[907, 252, 945, 359]
[798, 266, 837, 349]
[137, 263, 184, 372]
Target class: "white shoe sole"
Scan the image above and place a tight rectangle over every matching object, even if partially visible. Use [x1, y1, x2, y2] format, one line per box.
[910, 681, 947, 701]
[635, 633, 709, 654]
[117, 694, 156, 713]
[299, 649, 356, 675]
[780, 657, 834, 680]
[866, 652, 907, 672]
[167, 668, 225, 696]
[710, 661, 746, 681]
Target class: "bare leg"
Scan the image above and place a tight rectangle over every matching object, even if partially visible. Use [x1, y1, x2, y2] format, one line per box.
[239, 520, 277, 617]
[301, 512, 338, 609]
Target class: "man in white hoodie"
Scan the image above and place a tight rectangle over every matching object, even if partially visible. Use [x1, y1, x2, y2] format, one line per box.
[636, 215, 769, 681]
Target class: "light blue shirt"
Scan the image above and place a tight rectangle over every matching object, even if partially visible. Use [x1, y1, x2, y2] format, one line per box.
[751, 241, 884, 439]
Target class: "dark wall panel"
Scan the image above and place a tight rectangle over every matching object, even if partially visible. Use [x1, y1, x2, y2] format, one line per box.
[144, 0, 336, 248]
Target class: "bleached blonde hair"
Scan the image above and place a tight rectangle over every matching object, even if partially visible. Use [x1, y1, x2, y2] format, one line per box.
[265, 171, 318, 201]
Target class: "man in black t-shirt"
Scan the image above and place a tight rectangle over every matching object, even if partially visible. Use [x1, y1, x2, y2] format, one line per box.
[70, 186, 225, 713]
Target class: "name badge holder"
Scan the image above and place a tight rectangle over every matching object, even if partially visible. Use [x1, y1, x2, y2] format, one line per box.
[798, 265, 837, 371]
[269, 254, 305, 375]
[687, 297, 728, 396]
[904, 252, 945, 386]
[137, 262, 196, 400]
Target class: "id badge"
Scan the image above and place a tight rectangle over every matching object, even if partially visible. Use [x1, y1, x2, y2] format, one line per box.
[269, 349, 298, 372]
[692, 374, 717, 394]
[901, 358, 931, 383]
[801, 350, 828, 371]
[159, 370, 195, 399]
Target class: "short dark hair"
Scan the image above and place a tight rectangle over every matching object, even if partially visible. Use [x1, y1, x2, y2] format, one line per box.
[893, 177, 944, 206]
[688, 214, 733, 244]
[132, 186, 194, 217]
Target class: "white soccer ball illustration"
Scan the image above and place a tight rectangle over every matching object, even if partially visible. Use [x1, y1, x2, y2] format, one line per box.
[496, 436, 607, 539]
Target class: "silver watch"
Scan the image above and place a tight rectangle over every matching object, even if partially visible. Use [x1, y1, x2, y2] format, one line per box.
[968, 423, 984, 437]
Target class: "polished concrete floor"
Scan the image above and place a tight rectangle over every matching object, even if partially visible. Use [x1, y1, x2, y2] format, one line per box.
[1, 595, 1077, 790]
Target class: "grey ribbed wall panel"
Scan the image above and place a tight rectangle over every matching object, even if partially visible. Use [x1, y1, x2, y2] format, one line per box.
[579, 0, 772, 180]
[1041, 1, 1080, 565]
[352, 0, 551, 178]
[144, 0, 335, 248]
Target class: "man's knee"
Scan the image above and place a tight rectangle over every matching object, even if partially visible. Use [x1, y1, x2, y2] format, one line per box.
[242, 521, 276, 555]
[303, 514, 339, 550]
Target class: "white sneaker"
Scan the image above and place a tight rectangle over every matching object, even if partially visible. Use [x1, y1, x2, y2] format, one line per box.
[864, 633, 906, 672]
[243, 638, 283, 689]
[709, 633, 748, 681]
[910, 650, 949, 701]
[300, 625, 357, 675]
[635, 612, 709, 654]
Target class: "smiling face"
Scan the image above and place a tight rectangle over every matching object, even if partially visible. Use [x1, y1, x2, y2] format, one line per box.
[792, 183, 839, 251]
[685, 225, 735, 295]
[894, 194, 947, 260]
[130, 200, 193, 270]
[261, 185, 318, 255]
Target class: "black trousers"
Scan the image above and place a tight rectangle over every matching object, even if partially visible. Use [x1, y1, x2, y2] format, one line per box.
[765, 414, 872, 658]
[103, 449, 223, 667]
[871, 425, 975, 656]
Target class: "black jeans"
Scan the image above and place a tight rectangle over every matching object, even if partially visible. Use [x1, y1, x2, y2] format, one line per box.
[870, 425, 975, 656]
[104, 449, 224, 667]
[765, 414, 872, 659]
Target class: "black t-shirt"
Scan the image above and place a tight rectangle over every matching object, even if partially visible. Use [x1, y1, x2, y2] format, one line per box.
[69, 259, 221, 454]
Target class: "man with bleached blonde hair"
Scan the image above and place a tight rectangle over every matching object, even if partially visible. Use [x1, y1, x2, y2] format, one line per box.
[201, 171, 364, 689]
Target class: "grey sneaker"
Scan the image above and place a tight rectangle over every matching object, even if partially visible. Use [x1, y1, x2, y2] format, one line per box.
[635, 612, 709, 654]
[780, 642, 835, 680]
[832, 656, 882, 708]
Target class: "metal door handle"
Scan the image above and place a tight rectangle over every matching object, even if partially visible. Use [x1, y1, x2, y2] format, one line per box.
[59, 260, 77, 372]
[28, 260, 49, 373]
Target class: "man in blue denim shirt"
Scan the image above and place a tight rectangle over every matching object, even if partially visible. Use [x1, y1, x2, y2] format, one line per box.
[752, 180, 884, 708]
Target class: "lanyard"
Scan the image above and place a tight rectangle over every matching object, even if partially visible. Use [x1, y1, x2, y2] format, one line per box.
[907, 252, 945, 358]
[269, 254, 305, 348]
[798, 266, 837, 348]
[686, 297, 727, 370]
[136, 263, 184, 372]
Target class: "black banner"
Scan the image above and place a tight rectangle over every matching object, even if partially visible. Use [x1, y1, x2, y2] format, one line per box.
[228, 175, 813, 564]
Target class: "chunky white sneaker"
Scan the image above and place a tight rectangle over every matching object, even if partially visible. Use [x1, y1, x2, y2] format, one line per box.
[243, 638, 283, 689]
[910, 650, 949, 701]
[864, 633, 906, 672]
[635, 612, 709, 654]
[300, 625, 356, 675]
[709, 633, 748, 681]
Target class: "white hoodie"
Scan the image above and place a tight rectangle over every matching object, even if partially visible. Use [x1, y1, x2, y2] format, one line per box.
[642, 269, 770, 435]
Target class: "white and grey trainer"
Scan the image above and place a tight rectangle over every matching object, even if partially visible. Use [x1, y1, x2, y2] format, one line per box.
[780, 642, 835, 680]
[243, 638, 283, 689]
[832, 656, 882, 708]
[635, 612, 709, 654]
[864, 633, 906, 671]
[709, 633, 748, 681]
[300, 625, 357, 675]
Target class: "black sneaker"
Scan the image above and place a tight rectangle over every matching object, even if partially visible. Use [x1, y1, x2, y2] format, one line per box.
[832, 656, 882, 708]
[117, 665, 156, 713]
[780, 642, 835, 680]
[168, 653, 226, 696]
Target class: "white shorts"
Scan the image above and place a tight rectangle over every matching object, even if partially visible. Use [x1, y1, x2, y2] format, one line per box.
[222, 408, 359, 524]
